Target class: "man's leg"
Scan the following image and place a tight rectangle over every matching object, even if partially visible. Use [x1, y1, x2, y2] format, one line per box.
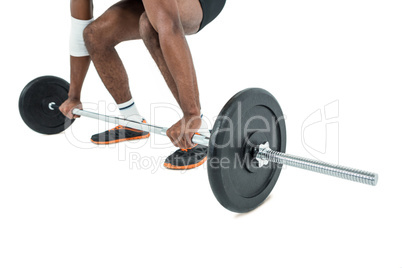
[84, 0, 144, 104]
[84, 0, 150, 144]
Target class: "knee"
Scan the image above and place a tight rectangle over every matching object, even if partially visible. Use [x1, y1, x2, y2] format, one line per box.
[149, 11, 183, 37]
[83, 21, 113, 54]
[83, 22, 98, 53]
[139, 13, 158, 43]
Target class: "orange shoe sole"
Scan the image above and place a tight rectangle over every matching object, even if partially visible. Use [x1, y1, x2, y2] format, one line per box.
[163, 156, 207, 170]
[91, 133, 150, 145]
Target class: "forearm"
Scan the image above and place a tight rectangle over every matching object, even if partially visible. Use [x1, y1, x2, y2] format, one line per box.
[141, 0, 200, 116]
[69, 56, 90, 99]
[69, 0, 93, 99]
[159, 31, 201, 116]
[71, 0, 93, 19]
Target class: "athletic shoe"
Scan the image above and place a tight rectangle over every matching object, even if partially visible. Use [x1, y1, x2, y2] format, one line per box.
[164, 144, 208, 170]
[91, 122, 150, 145]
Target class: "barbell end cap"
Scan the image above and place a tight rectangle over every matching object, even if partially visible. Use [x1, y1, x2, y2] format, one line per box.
[372, 173, 379, 186]
[48, 102, 56, 110]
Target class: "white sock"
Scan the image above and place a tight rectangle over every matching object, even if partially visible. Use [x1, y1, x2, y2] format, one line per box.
[117, 101, 209, 135]
[117, 99, 144, 122]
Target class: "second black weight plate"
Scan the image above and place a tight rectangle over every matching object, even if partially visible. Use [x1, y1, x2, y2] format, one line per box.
[207, 88, 287, 213]
[19, 76, 74, 135]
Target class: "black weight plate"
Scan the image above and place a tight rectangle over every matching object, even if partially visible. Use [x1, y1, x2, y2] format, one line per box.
[19, 76, 74, 134]
[207, 88, 287, 213]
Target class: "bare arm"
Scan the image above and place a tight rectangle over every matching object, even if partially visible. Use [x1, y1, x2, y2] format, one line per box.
[142, 0, 202, 148]
[69, 0, 93, 100]
[142, 0, 200, 117]
[60, 0, 93, 118]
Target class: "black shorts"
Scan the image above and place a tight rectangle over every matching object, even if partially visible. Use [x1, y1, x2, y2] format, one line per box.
[198, 0, 226, 32]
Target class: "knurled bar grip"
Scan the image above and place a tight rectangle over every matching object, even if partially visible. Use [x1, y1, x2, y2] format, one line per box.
[256, 148, 378, 186]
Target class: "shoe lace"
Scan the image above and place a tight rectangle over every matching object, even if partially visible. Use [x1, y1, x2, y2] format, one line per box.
[110, 125, 125, 131]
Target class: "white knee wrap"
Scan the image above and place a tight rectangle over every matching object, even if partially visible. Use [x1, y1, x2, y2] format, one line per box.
[70, 17, 93, 57]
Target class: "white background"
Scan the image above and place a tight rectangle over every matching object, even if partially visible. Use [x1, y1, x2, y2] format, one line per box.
[1, 0, 401, 267]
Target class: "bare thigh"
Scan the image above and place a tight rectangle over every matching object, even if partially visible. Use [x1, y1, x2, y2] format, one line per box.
[89, 0, 145, 45]
[176, 0, 203, 35]
[92, 0, 203, 44]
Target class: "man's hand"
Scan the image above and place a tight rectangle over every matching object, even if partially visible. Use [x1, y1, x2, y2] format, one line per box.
[59, 97, 82, 119]
[166, 115, 202, 149]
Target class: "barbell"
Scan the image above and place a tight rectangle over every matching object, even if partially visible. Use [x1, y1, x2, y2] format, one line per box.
[19, 75, 378, 213]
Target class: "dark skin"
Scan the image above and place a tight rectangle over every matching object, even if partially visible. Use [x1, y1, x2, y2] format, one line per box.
[60, 0, 94, 118]
[60, 0, 203, 149]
